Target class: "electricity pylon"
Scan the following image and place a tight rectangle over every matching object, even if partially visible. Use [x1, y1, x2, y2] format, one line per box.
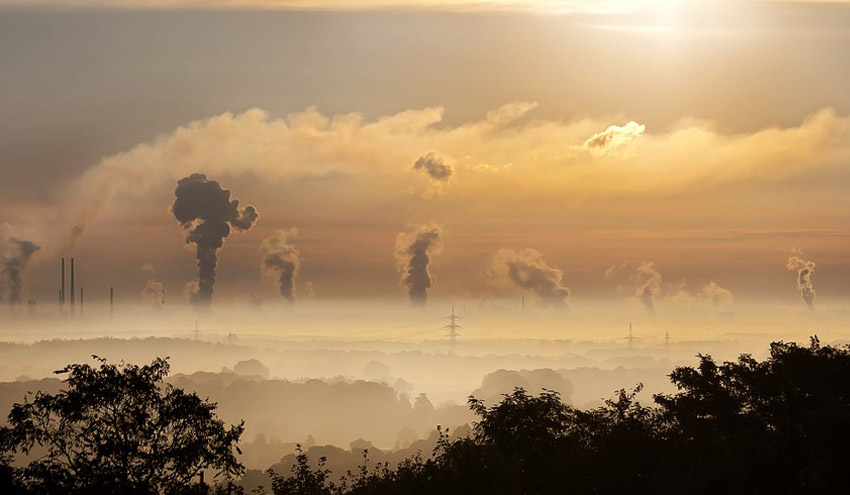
[442, 305, 462, 354]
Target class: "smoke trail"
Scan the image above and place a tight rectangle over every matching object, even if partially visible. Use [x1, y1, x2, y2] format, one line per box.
[492, 248, 570, 307]
[0, 238, 40, 305]
[142, 279, 165, 307]
[698, 281, 734, 307]
[171, 173, 259, 306]
[303, 281, 315, 299]
[786, 251, 816, 311]
[633, 261, 662, 318]
[261, 229, 300, 302]
[394, 223, 443, 305]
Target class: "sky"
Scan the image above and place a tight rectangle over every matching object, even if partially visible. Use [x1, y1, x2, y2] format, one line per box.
[1, 0, 849, 311]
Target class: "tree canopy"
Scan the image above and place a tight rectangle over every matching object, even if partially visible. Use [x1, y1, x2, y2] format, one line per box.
[0, 356, 244, 495]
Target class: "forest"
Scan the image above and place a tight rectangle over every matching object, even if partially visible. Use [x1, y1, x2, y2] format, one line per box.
[2, 337, 849, 494]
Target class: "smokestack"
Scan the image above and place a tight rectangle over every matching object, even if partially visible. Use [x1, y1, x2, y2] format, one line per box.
[162, 287, 166, 305]
[61, 258, 65, 305]
[70, 257, 75, 316]
[79, 287, 84, 318]
[109, 286, 114, 319]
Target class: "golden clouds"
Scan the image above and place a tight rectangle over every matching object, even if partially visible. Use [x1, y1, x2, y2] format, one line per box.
[583, 121, 646, 153]
[63, 103, 849, 247]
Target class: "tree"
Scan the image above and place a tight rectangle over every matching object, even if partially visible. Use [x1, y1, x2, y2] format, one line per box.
[0, 356, 244, 494]
[655, 337, 850, 493]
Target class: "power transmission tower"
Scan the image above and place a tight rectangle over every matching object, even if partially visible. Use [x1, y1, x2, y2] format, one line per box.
[442, 305, 462, 354]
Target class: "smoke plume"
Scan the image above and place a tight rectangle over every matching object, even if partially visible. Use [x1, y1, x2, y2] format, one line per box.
[786, 251, 816, 310]
[171, 173, 259, 306]
[0, 238, 40, 305]
[261, 229, 301, 302]
[633, 261, 662, 318]
[303, 281, 315, 299]
[394, 223, 443, 305]
[142, 279, 165, 307]
[492, 248, 570, 307]
[412, 151, 454, 182]
[698, 281, 734, 307]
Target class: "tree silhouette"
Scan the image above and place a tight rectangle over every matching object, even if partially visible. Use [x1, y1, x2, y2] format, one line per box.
[0, 356, 244, 494]
[257, 337, 850, 495]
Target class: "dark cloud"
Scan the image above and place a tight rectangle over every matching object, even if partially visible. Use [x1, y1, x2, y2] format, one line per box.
[412, 151, 454, 182]
[171, 173, 259, 306]
[493, 248, 570, 307]
[261, 229, 301, 302]
[394, 223, 443, 305]
[0, 238, 40, 305]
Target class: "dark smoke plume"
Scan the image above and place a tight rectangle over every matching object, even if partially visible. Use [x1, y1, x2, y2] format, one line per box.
[171, 173, 259, 306]
[787, 251, 816, 311]
[412, 152, 454, 182]
[493, 248, 570, 307]
[1, 238, 40, 305]
[261, 229, 301, 302]
[394, 223, 443, 305]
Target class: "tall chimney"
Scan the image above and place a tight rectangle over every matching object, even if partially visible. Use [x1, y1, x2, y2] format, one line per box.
[70, 257, 75, 315]
[60, 258, 65, 305]
[80, 287, 84, 318]
[109, 286, 114, 319]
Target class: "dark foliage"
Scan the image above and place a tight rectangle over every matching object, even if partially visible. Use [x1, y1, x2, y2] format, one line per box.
[0, 356, 244, 495]
[263, 337, 850, 495]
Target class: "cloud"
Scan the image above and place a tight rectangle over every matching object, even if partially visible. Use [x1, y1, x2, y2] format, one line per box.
[261, 228, 301, 302]
[583, 121, 646, 152]
[491, 248, 570, 307]
[56, 103, 848, 248]
[394, 223, 443, 305]
[412, 151, 454, 182]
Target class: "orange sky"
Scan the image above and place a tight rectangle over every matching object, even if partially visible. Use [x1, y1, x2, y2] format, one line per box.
[1, 1, 849, 309]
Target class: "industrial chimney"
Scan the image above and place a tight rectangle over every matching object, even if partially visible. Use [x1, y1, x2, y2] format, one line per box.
[70, 257, 75, 316]
[60, 257, 65, 305]
[79, 287, 84, 318]
[109, 286, 114, 319]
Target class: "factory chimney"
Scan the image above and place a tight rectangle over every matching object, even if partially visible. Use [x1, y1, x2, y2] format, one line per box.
[60, 258, 65, 305]
[70, 257, 75, 316]
[110, 286, 114, 319]
[80, 287, 84, 318]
